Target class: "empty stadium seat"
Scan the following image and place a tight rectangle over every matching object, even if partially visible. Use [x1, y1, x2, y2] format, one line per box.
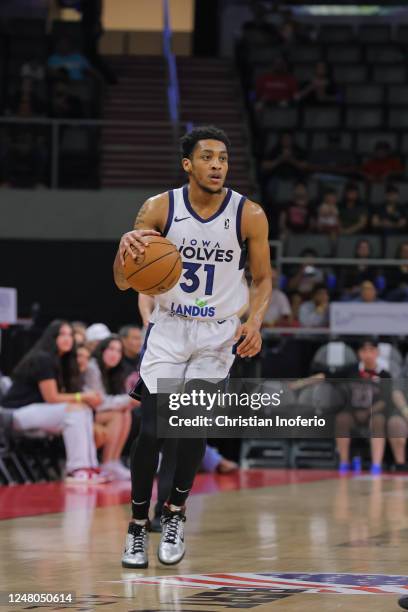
[374, 65, 406, 85]
[369, 183, 387, 206]
[401, 134, 408, 155]
[285, 234, 332, 257]
[334, 65, 368, 84]
[261, 107, 298, 130]
[385, 235, 408, 259]
[303, 107, 341, 130]
[366, 45, 404, 64]
[346, 107, 383, 130]
[10, 18, 46, 38]
[326, 45, 361, 64]
[293, 63, 315, 83]
[336, 235, 382, 258]
[311, 342, 358, 375]
[311, 131, 353, 151]
[345, 84, 384, 106]
[356, 132, 397, 155]
[275, 179, 296, 204]
[378, 343, 403, 379]
[247, 46, 278, 65]
[396, 25, 408, 44]
[264, 131, 308, 152]
[319, 25, 355, 43]
[359, 25, 391, 43]
[287, 45, 322, 64]
[389, 109, 408, 129]
[388, 85, 408, 106]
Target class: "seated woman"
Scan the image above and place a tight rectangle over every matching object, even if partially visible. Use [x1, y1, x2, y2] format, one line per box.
[81, 335, 138, 480]
[0, 320, 105, 484]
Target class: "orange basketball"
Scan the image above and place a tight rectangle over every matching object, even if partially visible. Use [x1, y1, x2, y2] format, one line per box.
[123, 235, 182, 295]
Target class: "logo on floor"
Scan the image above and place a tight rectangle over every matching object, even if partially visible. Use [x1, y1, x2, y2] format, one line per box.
[108, 572, 408, 594]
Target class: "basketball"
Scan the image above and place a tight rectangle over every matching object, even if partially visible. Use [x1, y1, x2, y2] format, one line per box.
[123, 235, 182, 295]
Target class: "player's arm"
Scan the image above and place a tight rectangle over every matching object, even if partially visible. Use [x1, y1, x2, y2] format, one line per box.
[236, 200, 272, 358]
[113, 193, 168, 290]
[138, 293, 155, 327]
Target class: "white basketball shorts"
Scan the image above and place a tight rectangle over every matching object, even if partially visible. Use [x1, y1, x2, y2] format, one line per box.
[139, 307, 240, 394]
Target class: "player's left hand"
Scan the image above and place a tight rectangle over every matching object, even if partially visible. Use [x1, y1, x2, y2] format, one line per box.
[234, 322, 262, 358]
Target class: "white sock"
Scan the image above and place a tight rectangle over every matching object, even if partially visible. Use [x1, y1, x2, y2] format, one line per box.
[132, 519, 148, 526]
[169, 504, 183, 512]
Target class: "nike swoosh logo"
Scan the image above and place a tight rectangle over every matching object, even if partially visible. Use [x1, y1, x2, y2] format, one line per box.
[174, 216, 190, 222]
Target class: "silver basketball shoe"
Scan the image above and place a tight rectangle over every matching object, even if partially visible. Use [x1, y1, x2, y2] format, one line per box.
[121, 521, 149, 569]
[157, 506, 186, 565]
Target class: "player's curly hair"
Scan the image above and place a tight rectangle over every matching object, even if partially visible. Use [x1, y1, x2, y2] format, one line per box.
[180, 126, 231, 159]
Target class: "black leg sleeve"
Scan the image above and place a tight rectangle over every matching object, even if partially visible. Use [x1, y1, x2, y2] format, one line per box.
[130, 385, 163, 519]
[168, 437, 207, 507]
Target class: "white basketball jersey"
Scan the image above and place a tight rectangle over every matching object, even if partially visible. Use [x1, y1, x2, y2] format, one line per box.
[155, 185, 249, 320]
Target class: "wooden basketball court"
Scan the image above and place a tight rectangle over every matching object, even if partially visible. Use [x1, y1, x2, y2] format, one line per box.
[1, 470, 408, 611]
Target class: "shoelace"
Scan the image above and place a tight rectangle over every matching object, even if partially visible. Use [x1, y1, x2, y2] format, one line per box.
[129, 525, 146, 554]
[162, 514, 185, 545]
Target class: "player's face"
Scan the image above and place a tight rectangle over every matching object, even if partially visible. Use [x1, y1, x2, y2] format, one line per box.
[184, 139, 229, 194]
[103, 340, 123, 369]
[56, 324, 74, 354]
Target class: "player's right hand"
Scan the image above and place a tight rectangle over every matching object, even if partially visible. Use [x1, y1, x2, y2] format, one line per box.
[119, 229, 161, 264]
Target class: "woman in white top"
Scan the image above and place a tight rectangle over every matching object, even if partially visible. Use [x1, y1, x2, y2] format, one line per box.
[79, 336, 138, 480]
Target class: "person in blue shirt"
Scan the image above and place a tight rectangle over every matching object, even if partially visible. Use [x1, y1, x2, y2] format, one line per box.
[47, 37, 92, 81]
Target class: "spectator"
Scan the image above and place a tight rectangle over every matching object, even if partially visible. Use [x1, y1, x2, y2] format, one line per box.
[371, 185, 407, 234]
[262, 133, 307, 181]
[71, 321, 87, 345]
[0, 320, 105, 484]
[262, 267, 292, 327]
[119, 325, 143, 376]
[354, 280, 380, 303]
[340, 239, 380, 300]
[335, 339, 391, 474]
[6, 77, 46, 117]
[295, 61, 338, 105]
[48, 37, 92, 82]
[279, 181, 313, 235]
[255, 57, 298, 107]
[299, 284, 330, 327]
[83, 335, 138, 480]
[86, 322, 111, 353]
[316, 188, 340, 237]
[361, 142, 404, 182]
[288, 292, 302, 326]
[339, 183, 367, 235]
[287, 247, 326, 296]
[385, 242, 408, 302]
[307, 133, 358, 180]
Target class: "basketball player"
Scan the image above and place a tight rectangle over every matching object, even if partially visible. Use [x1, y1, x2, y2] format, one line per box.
[113, 126, 272, 568]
